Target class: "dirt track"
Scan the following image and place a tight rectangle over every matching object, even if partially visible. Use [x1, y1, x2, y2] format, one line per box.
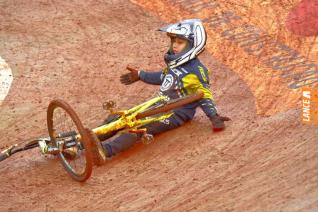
[0, 0, 317, 211]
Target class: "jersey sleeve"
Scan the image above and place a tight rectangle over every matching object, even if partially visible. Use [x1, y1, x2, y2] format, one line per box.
[181, 73, 218, 118]
[139, 70, 164, 85]
[198, 98, 218, 118]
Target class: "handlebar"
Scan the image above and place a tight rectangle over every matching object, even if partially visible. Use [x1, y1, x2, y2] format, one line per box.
[0, 152, 9, 162]
[0, 144, 17, 162]
[0, 141, 40, 163]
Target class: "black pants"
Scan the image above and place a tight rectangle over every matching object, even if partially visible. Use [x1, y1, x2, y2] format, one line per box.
[101, 112, 190, 157]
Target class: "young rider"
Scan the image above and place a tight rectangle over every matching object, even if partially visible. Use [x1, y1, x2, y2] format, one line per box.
[91, 19, 230, 163]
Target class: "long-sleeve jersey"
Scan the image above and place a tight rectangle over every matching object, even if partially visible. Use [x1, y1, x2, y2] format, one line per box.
[139, 57, 218, 124]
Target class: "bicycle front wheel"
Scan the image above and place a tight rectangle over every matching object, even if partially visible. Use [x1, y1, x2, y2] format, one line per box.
[47, 99, 93, 182]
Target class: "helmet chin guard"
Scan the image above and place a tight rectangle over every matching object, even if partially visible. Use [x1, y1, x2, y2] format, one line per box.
[158, 19, 207, 69]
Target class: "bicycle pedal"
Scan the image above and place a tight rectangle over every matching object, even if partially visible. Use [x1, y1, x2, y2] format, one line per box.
[141, 133, 154, 145]
[102, 100, 116, 113]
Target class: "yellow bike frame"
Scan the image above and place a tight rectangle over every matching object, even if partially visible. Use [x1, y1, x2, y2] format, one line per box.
[76, 94, 174, 140]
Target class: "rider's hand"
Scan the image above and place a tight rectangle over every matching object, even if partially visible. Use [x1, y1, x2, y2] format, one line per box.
[120, 65, 140, 85]
[210, 113, 231, 132]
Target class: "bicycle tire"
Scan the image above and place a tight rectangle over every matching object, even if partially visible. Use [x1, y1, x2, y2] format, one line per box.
[136, 91, 204, 119]
[47, 99, 93, 182]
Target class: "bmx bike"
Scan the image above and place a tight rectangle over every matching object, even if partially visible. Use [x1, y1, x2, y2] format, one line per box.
[0, 91, 204, 182]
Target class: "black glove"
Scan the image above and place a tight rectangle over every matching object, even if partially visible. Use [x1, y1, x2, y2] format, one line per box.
[120, 65, 140, 85]
[210, 113, 231, 132]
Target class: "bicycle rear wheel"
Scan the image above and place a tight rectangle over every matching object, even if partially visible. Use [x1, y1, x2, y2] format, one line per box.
[136, 91, 204, 119]
[47, 99, 93, 182]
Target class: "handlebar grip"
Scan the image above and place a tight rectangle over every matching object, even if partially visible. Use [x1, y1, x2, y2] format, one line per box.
[0, 152, 9, 162]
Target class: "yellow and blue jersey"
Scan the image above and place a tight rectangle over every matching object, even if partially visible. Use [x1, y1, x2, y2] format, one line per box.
[139, 58, 218, 123]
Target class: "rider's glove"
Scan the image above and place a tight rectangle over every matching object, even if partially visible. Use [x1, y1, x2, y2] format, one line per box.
[120, 65, 140, 85]
[210, 113, 231, 132]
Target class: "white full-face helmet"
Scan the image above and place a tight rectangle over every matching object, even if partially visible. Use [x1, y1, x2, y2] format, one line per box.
[158, 19, 207, 69]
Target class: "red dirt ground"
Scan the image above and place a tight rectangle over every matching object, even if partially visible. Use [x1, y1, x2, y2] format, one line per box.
[0, 0, 317, 211]
[286, 0, 318, 36]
